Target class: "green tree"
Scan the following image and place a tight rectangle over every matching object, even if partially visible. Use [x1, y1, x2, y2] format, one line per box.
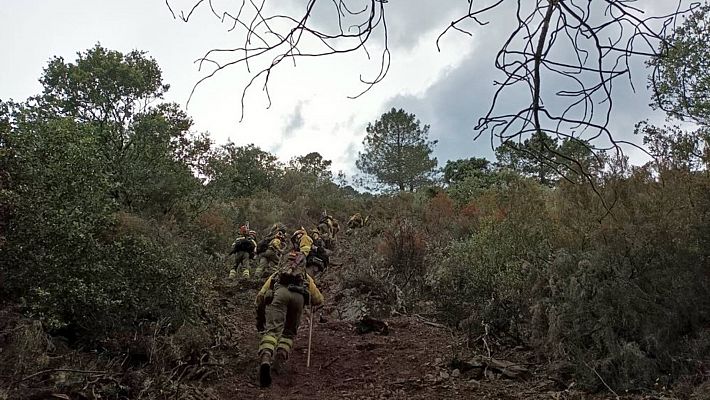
[556, 138, 605, 180]
[289, 151, 332, 181]
[205, 143, 281, 198]
[33, 45, 209, 212]
[495, 131, 560, 185]
[0, 47, 212, 337]
[649, 4, 710, 124]
[644, 6, 710, 171]
[1, 100, 15, 252]
[39, 44, 168, 126]
[637, 121, 708, 171]
[356, 108, 437, 191]
[495, 132, 602, 185]
[443, 157, 490, 184]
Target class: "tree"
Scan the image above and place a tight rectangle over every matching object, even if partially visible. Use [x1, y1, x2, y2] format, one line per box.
[0, 46, 211, 337]
[0, 100, 14, 251]
[495, 131, 560, 186]
[495, 132, 601, 185]
[39, 44, 168, 126]
[638, 122, 708, 172]
[289, 152, 333, 182]
[205, 143, 281, 198]
[32, 45, 209, 212]
[644, 5, 710, 171]
[356, 108, 437, 191]
[443, 157, 490, 185]
[649, 4, 710, 125]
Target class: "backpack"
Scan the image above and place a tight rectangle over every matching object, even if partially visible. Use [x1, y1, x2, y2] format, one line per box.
[232, 237, 255, 253]
[276, 251, 307, 286]
[256, 236, 271, 254]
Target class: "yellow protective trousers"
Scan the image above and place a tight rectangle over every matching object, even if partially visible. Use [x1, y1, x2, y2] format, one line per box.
[258, 284, 305, 359]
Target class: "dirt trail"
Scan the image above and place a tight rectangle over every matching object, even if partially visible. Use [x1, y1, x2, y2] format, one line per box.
[205, 237, 618, 400]
[210, 294, 546, 399]
[208, 279, 578, 399]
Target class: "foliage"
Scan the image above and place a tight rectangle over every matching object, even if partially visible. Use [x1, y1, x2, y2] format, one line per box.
[434, 165, 710, 390]
[495, 132, 601, 185]
[443, 157, 490, 184]
[289, 151, 333, 182]
[649, 4, 710, 124]
[356, 108, 438, 191]
[637, 121, 709, 172]
[433, 176, 554, 335]
[205, 143, 281, 199]
[0, 46, 215, 339]
[4, 40, 710, 397]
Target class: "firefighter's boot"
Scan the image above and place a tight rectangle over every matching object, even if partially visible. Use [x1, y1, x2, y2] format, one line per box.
[259, 351, 272, 387]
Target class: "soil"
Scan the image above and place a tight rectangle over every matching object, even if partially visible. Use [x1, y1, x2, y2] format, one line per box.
[207, 280, 623, 400]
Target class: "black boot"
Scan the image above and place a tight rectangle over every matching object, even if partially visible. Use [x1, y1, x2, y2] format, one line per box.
[259, 351, 272, 387]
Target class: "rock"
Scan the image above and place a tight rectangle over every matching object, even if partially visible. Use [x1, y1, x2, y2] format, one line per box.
[336, 289, 369, 321]
[434, 357, 443, 365]
[451, 369, 461, 378]
[440, 371, 450, 380]
[355, 316, 389, 335]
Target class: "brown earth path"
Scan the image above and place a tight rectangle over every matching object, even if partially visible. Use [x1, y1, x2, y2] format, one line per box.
[205, 235, 640, 400]
[206, 282, 622, 400]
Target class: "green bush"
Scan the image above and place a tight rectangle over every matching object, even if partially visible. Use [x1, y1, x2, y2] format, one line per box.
[435, 167, 710, 390]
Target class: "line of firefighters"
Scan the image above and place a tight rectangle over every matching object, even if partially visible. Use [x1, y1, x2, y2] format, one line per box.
[228, 212, 368, 279]
[227, 211, 367, 387]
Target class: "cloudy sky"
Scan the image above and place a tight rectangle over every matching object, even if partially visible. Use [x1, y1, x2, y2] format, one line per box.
[0, 0, 686, 178]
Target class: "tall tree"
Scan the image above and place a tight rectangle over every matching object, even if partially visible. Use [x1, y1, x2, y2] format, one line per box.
[356, 108, 437, 191]
[1, 47, 212, 336]
[495, 132, 602, 185]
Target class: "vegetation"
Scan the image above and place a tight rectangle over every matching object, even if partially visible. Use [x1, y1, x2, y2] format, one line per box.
[2, 6, 710, 396]
[356, 108, 438, 192]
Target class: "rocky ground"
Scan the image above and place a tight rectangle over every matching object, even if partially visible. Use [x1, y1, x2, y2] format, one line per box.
[204, 277, 675, 400]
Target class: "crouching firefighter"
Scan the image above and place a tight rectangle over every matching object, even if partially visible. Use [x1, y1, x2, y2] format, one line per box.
[254, 228, 324, 387]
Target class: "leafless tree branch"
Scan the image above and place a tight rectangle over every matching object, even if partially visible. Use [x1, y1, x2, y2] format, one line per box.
[168, 0, 697, 165]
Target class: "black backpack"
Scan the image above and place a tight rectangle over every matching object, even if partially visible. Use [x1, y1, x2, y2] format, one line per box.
[232, 237, 255, 253]
[256, 237, 271, 254]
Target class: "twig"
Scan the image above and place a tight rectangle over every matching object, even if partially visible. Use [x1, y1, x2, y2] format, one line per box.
[19, 368, 106, 383]
[320, 355, 341, 371]
[482, 322, 492, 358]
[414, 314, 447, 329]
[583, 361, 619, 399]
